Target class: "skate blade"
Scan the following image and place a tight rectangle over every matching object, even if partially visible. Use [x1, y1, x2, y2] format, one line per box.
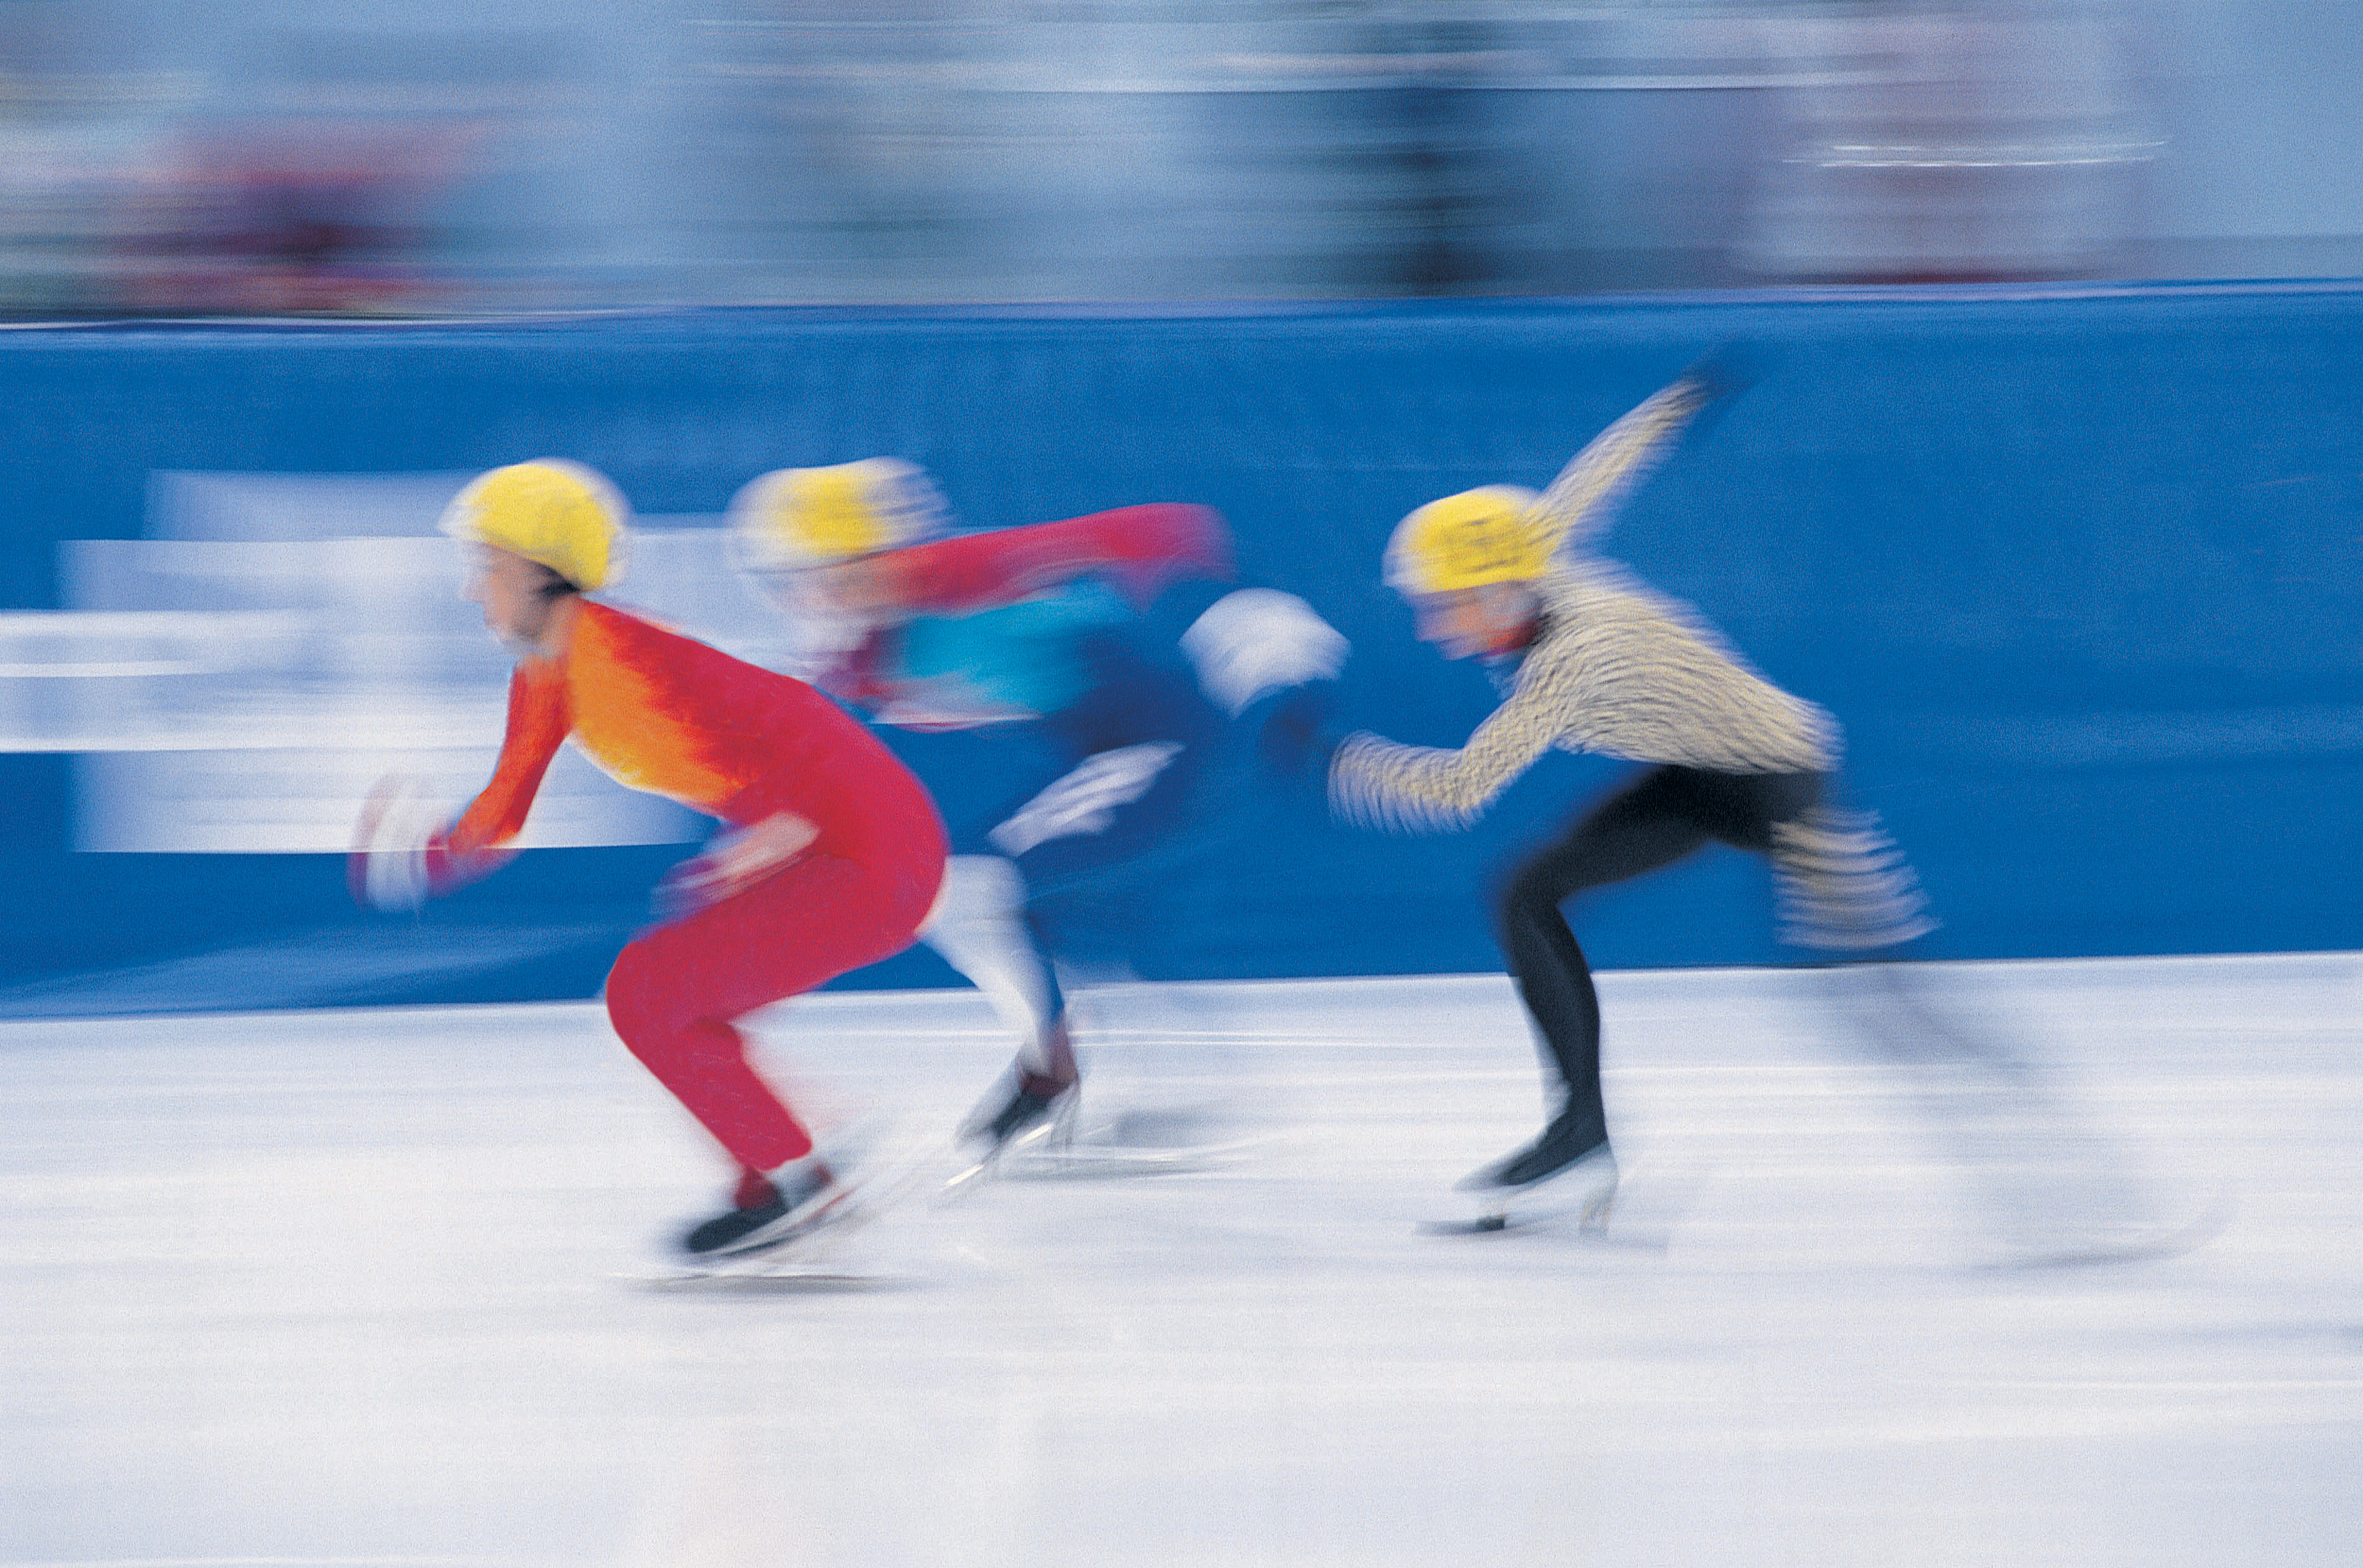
[936, 1094, 1094, 1200]
[1422, 1188, 1624, 1242]
[1418, 1212, 1532, 1237]
[1429, 1152, 1625, 1242]
[937, 1156, 996, 1203]
[630, 1206, 919, 1293]
[998, 1132, 1263, 1181]
[630, 1263, 916, 1294]
[936, 1120, 1059, 1202]
[957, 1106, 1261, 1185]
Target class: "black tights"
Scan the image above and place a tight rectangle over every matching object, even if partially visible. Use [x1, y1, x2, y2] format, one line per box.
[1494, 766, 1824, 1146]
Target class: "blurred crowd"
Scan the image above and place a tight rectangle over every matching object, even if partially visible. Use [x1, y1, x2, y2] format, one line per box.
[0, 0, 2349, 315]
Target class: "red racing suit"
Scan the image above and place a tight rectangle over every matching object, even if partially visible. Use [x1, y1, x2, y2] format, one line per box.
[436, 598, 946, 1186]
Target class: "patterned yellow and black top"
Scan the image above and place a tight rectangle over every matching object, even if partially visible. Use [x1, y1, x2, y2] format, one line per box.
[1331, 369, 1841, 836]
[1328, 370, 1940, 952]
[1329, 560, 1841, 835]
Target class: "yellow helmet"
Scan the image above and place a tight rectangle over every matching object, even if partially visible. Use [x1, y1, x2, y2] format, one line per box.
[1383, 485, 1548, 594]
[440, 459, 629, 591]
[729, 457, 947, 572]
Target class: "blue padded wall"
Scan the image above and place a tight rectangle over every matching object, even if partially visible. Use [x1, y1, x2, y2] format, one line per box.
[1, 287, 2357, 1008]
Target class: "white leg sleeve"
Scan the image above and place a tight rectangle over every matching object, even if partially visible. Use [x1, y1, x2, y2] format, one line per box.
[919, 854, 1055, 1055]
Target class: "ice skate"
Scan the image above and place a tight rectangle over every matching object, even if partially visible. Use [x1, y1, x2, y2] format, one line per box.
[1434, 1111, 1619, 1236]
[639, 1203, 913, 1291]
[1457, 1104, 1613, 1191]
[944, 1014, 1082, 1194]
[943, 1067, 1080, 1198]
[636, 1121, 937, 1290]
[1435, 1147, 1619, 1236]
[679, 1153, 860, 1260]
[964, 1069, 1079, 1155]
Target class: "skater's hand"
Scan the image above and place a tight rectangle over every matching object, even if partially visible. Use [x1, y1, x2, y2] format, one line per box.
[1253, 680, 1345, 780]
[348, 773, 440, 913]
[659, 811, 819, 913]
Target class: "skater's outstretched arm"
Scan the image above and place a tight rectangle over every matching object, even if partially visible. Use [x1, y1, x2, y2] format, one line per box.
[350, 660, 569, 909]
[436, 661, 570, 870]
[882, 504, 1232, 615]
[1327, 635, 1591, 833]
[1529, 376, 1715, 559]
[1332, 587, 1838, 834]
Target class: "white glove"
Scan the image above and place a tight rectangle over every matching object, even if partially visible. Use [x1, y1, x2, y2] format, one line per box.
[350, 774, 440, 914]
[1180, 589, 1351, 717]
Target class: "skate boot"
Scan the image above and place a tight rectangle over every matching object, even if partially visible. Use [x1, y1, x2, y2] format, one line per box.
[961, 1065, 1078, 1157]
[1459, 1106, 1615, 1201]
[959, 1017, 1079, 1157]
[680, 1154, 853, 1258]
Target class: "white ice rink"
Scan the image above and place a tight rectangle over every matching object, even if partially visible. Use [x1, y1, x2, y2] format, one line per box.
[5, 954, 2360, 1568]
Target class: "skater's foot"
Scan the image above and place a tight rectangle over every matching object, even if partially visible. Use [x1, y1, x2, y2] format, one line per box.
[681, 1156, 852, 1257]
[1458, 1107, 1611, 1192]
[960, 1066, 1078, 1155]
[959, 1015, 1079, 1156]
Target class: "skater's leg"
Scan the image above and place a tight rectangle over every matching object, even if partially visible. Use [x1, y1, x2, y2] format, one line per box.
[920, 854, 1072, 1079]
[920, 853, 1081, 1149]
[1480, 767, 1720, 1185]
[608, 849, 938, 1203]
[954, 724, 1209, 1154]
[1504, 767, 1822, 1105]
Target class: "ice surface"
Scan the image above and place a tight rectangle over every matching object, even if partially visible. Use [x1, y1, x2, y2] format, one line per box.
[2, 955, 2358, 1567]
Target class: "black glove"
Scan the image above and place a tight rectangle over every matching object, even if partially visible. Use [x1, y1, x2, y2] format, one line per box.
[1250, 680, 1346, 781]
[1682, 338, 1775, 406]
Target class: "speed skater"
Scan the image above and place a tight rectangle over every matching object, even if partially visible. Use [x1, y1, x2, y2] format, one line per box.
[731, 458, 1346, 1160]
[1300, 370, 1939, 1220]
[352, 459, 947, 1258]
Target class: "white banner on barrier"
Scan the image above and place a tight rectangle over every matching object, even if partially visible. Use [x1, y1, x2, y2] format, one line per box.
[9, 472, 819, 853]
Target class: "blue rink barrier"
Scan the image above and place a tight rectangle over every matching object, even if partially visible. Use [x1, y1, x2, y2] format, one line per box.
[1, 285, 2359, 1012]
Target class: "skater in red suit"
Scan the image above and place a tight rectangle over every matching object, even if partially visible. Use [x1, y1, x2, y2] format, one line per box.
[352, 459, 947, 1258]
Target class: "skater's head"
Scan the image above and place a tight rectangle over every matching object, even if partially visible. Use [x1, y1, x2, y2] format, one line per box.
[441, 459, 629, 652]
[1387, 486, 1546, 660]
[730, 458, 947, 620]
[463, 544, 578, 652]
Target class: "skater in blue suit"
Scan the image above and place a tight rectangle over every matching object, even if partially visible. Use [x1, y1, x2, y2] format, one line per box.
[733, 459, 1347, 1161]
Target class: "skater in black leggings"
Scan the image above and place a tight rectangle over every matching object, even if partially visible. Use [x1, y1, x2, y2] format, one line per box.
[1302, 370, 2177, 1265]
[1313, 370, 1933, 1214]
[1494, 766, 1825, 1183]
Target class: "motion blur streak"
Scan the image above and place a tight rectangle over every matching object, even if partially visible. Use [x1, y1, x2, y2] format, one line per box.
[0, 1, 2356, 313]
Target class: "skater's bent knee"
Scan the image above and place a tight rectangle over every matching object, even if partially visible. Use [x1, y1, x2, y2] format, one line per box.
[604, 943, 680, 1047]
[1495, 876, 1574, 932]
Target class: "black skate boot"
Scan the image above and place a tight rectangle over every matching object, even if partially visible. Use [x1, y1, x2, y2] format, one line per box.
[959, 1017, 1078, 1157]
[962, 1066, 1078, 1154]
[680, 1158, 849, 1258]
[1458, 1105, 1612, 1192]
